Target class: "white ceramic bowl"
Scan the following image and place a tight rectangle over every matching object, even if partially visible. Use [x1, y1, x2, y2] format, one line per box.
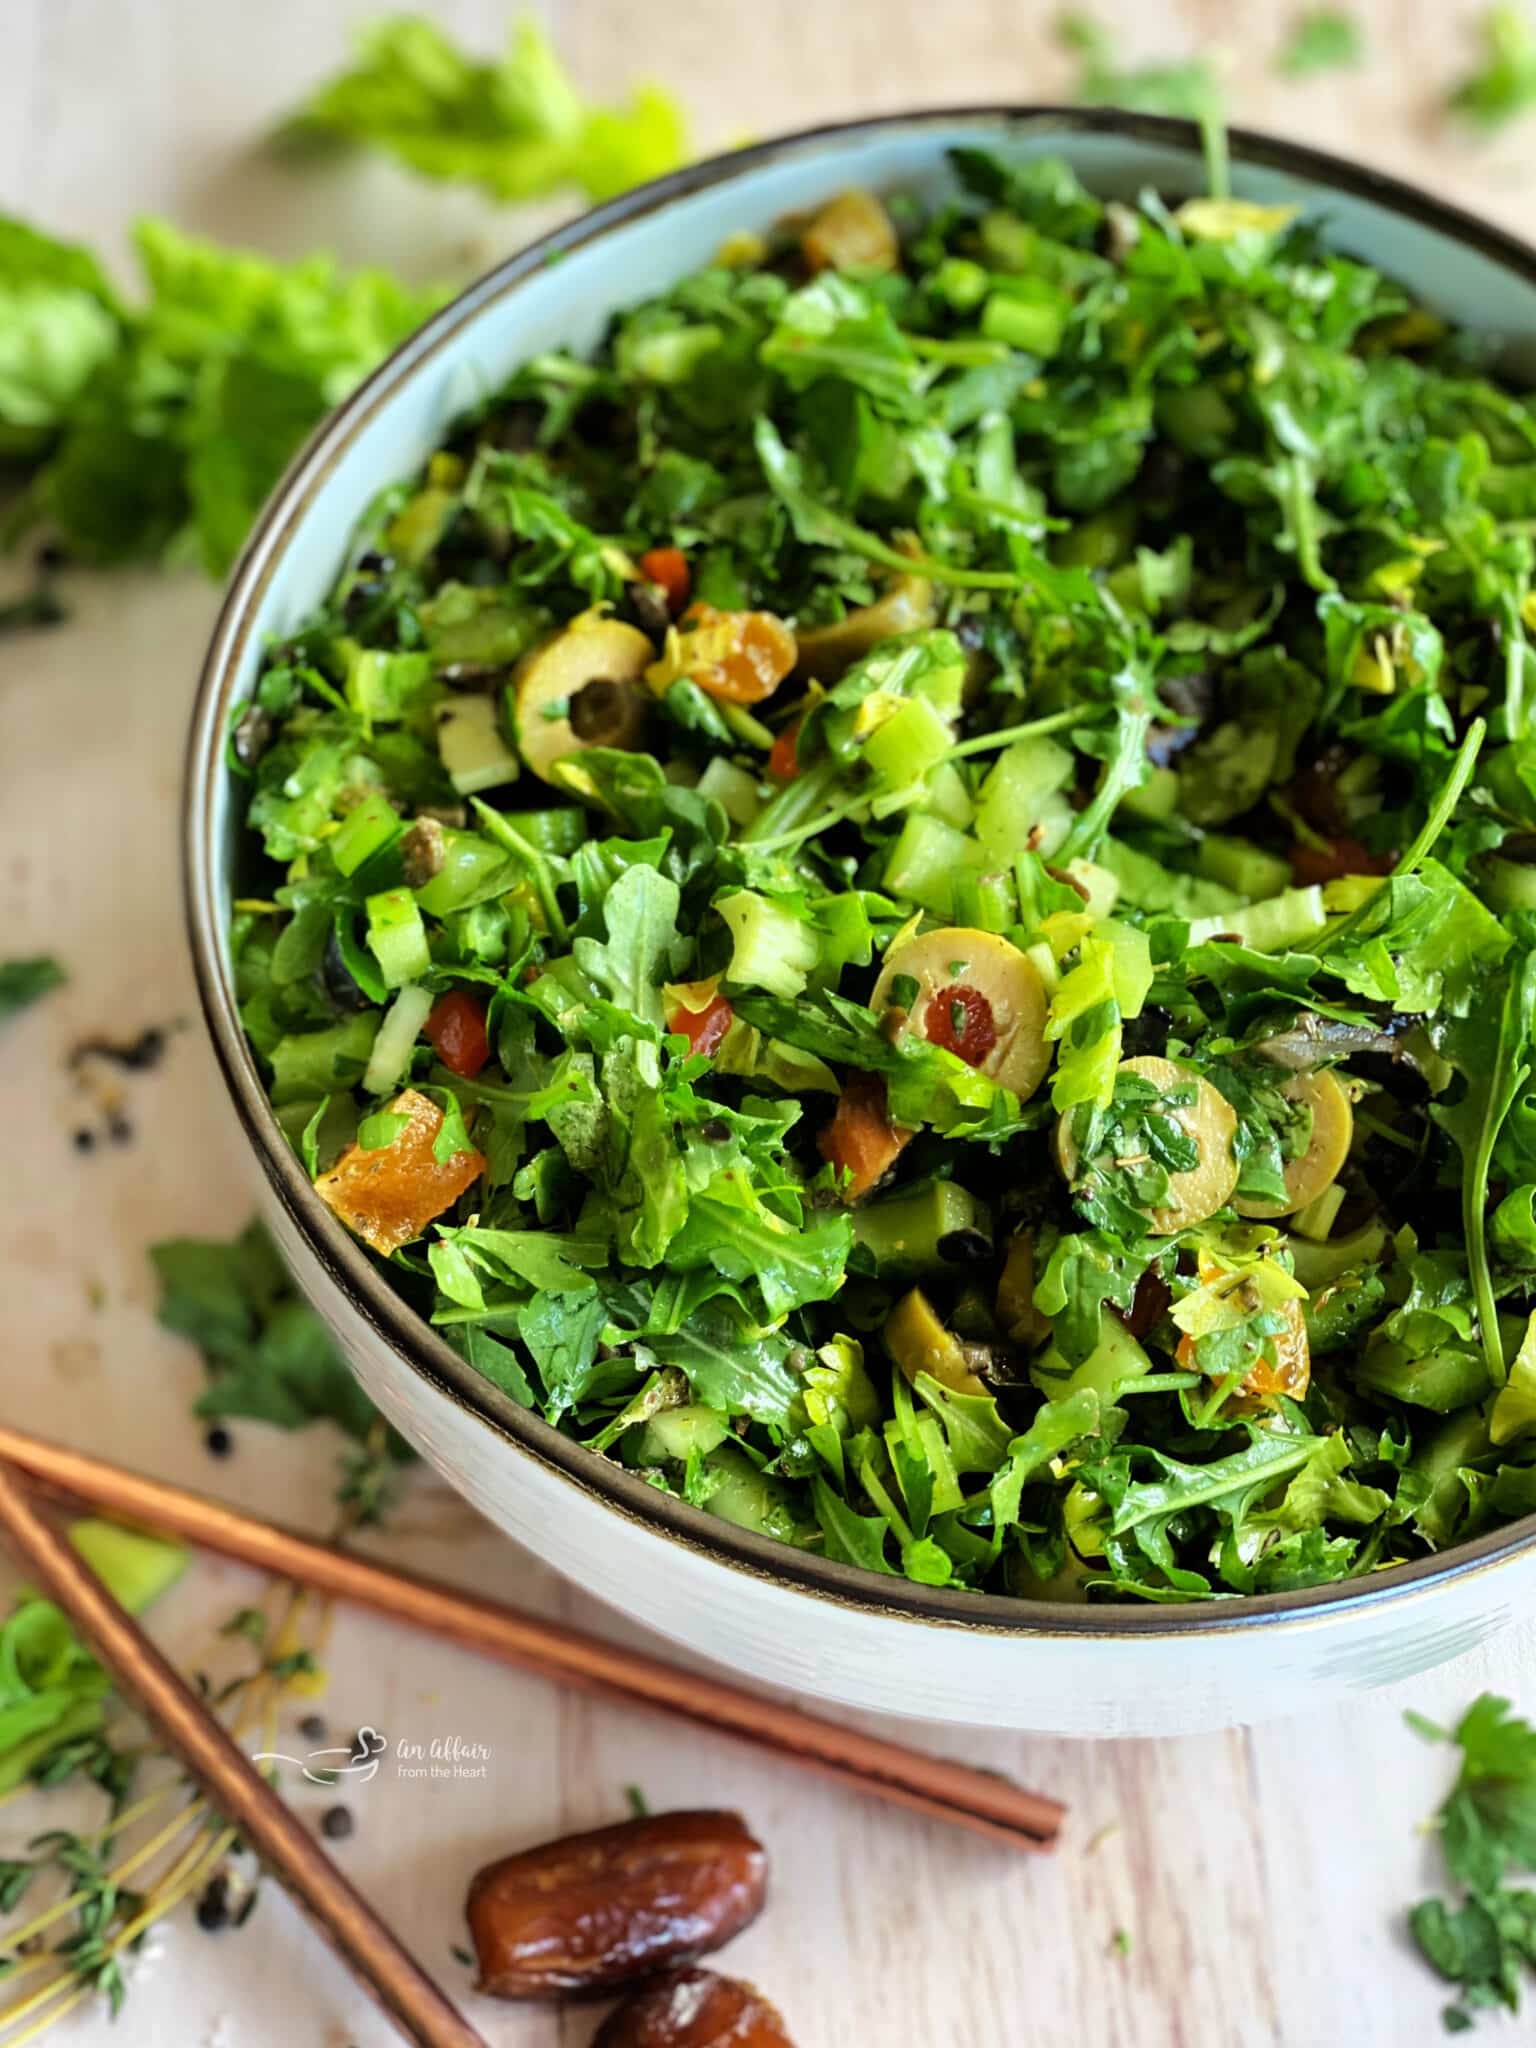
[187, 109, 1536, 1735]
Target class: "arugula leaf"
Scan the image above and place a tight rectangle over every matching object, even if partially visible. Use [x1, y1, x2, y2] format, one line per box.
[0, 956, 65, 1028]
[281, 14, 687, 204]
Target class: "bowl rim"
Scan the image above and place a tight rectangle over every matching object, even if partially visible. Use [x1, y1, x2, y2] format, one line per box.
[185, 101, 1536, 1643]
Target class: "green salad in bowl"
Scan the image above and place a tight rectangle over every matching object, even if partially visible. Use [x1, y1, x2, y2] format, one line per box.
[228, 148, 1536, 1606]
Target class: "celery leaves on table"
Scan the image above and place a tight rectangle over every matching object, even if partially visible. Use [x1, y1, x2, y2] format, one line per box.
[1275, 8, 1363, 76]
[227, 148, 1536, 1605]
[1408, 1695, 1536, 2028]
[0, 956, 65, 1027]
[278, 12, 687, 206]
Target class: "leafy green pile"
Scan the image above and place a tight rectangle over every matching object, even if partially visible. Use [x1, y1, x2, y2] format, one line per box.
[1409, 1694, 1536, 2028]
[229, 148, 1536, 1603]
[0, 214, 444, 576]
[281, 12, 687, 205]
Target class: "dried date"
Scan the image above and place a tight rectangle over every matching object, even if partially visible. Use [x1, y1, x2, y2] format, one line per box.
[594, 1968, 794, 2046]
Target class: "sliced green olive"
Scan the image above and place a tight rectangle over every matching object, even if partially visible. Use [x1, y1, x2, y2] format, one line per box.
[511, 616, 655, 785]
[1055, 1055, 1238, 1235]
[870, 926, 1050, 1102]
[885, 1286, 986, 1397]
[795, 574, 937, 681]
[1235, 1069, 1354, 1220]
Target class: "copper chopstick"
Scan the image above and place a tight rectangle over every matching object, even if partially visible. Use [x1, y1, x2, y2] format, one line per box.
[0, 1423, 1063, 1852]
[0, 1457, 485, 2048]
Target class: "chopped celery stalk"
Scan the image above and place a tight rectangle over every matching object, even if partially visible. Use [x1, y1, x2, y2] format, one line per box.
[1031, 1311, 1152, 1401]
[922, 759, 975, 829]
[1193, 833, 1293, 902]
[1186, 885, 1327, 952]
[1025, 939, 1059, 995]
[413, 830, 516, 916]
[980, 279, 1069, 356]
[1287, 1218, 1390, 1291]
[1291, 1182, 1345, 1241]
[702, 1446, 804, 1543]
[497, 807, 587, 856]
[438, 694, 519, 795]
[883, 814, 978, 916]
[716, 889, 820, 998]
[975, 737, 1074, 863]
[696, 757, 763, 827]
[427, 599, 539, 669]
[269, 1015, 379, 1106]
[1098, 837, 1242, 917]
[950, 867, 1017, 932]
[365, 888, 431, 988]
[639, 1404, 731, 1463]
[852, 1180, 993, 1279]
[1062, 859, 1119, 923]
[67, 1518, 187, 1614]
[1355, 1342, 1491, 1414]
[331, 791, 402, 877]
[344, 646, 432, 723]
[362, 984, 434, 1096]
[863, 694, 954, 800]
[1119, 764, 1179, 822]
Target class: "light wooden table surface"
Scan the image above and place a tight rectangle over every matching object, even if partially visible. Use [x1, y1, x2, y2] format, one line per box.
[5, 3, 1536, 2043]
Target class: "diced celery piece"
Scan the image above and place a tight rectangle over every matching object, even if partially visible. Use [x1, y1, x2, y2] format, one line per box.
[498, 808, 587, 856]
[1288, 1219, 1390, 1291]
[883, 814, 978, 916]
[1031, 1311, 1152, 1401]
[696, 757, 763, 827]
[923, 760, 975, 829]
[1355, 1342, 1490, 1414]
[366, 888, 431, 988]
[1054, 502, 1137, 569]
[331, 791, 402, 878]
[414, 830, 516, 916]
[1119, 764, 1180, 822]
[362, 984, 434, 1096]
[951, 867, 1017, 932]
[1194, 834, 1293, 902]
[344, 646, 432, 723]
[269, 1015, 379, 1106]
[387, 485, 456, 566]
[640, 1404, 731, 1463]
[67, 1519, 186, 1614]
[853, 1181, 992, 1280]
[863, 694, 954, 796]
[1483, 855, 1536, 914]
[1098, 837, 1243, 918]
[975, 737, 1074, 863]
[701, 1446, 803, 1542]
[427, 599, 540, 669]
[1063, 859, 1119, 923]
[438, 694, 519, 795]
[1186, 885, 1327, 952]
[716, 889, 821, 998]
[980, 278, 1070, 356]
[619, 322, 724, 384]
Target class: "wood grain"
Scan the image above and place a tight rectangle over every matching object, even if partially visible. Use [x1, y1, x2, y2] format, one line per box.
[4, 3, 1536, 2043]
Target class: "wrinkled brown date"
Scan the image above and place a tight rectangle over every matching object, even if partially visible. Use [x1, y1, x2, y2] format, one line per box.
[465, 1810, 767, 2000]
[594, 1968, 795, 2047]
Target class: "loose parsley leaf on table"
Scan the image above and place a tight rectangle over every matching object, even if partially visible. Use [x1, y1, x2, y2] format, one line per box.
[0, 956, 65, 1028]
[1446, 7, 1536, 133]
[1408, 1695, 1536, 2027]
[1275, 8, 1363, 78]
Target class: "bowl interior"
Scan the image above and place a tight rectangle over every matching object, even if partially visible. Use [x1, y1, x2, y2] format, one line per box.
[188, 108, 1536, 1637]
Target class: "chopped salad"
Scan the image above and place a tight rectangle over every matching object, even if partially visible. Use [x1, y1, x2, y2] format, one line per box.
[230, 151, 1536, 1603]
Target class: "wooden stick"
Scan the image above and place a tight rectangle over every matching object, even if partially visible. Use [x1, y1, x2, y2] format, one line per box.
[0, 1457, 485, 2048]
[0, 1424, 1063, 1853]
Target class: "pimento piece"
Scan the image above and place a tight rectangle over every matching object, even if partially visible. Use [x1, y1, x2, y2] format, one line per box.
[638, 547, 691, 616]
[668, 991, 733, 1057]
[818, 1072, 912, 1202]
[314, 1086, 485, 1256]
[767, 719, 801, 783]
[424, 990, 491, 1078]
[671, 605, 797, 706]
[922, 984, 998, 1067]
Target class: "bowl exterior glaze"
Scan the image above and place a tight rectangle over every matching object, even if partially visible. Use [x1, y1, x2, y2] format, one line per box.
[190, 111, 1536, 1734]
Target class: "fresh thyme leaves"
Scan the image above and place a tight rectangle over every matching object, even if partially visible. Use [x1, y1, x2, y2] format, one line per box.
[1408, 1694, 1536, 2028]
[232, 147, 1536, 1606]
[0, 956, 65, 1029]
